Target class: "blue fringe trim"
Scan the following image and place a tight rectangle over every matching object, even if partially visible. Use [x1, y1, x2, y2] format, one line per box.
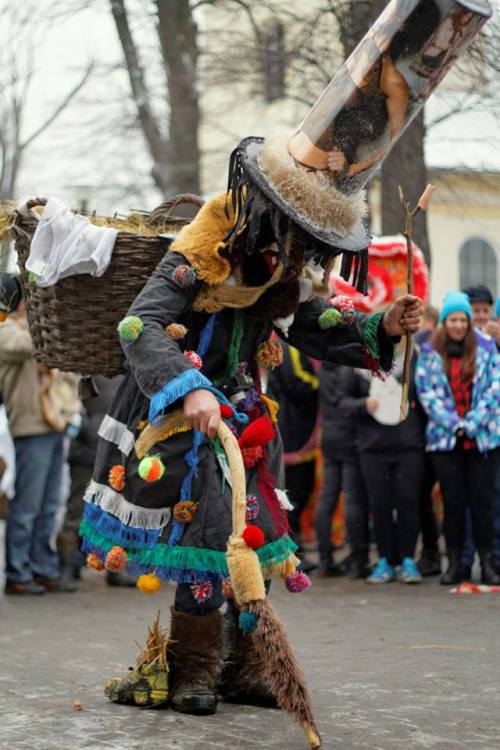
[197, 314, 216, 358]
[168, 429, 204, 547]
[148, 369, 213, 421]
[82, 504, 161, 549]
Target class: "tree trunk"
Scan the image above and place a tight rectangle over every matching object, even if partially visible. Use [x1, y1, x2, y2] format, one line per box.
[156, 0, 200, 196]
[381, 112, 430, 267]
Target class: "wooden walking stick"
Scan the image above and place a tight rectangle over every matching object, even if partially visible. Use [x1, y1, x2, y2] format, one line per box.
[398, 183, 434, 421]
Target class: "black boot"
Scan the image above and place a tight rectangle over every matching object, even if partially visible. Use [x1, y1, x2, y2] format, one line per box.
[417, 549, 442, 577]
[169, 608, 221, 715]
[219, 602, 278, 708]
[440, 550, 462, 585]
[479, 552, 500, 585]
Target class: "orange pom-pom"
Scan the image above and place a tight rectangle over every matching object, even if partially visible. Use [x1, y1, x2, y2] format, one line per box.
[242, 525, 265, 549]
[86, 553, 105, 571]
[105, 546, 128, 572]
[256, 340, 283, 369]
[138, 455, 165, 482]
[108, 464, 125, 492]
[173, 500, 197, 524]
[137, 574, 162, 594]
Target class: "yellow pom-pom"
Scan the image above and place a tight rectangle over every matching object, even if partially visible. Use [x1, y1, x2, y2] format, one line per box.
[137, 574, 162, 594]
[117, 315, 144, 342]
[105, 546, 128, 572]
[87, 552, 105, 571]
[255, 340, 283, 369]
[138, 455, 165, 482]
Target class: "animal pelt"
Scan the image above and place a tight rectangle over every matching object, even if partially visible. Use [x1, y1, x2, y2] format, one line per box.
[168, 608, 222, 693]
[259, 130, 367, 237]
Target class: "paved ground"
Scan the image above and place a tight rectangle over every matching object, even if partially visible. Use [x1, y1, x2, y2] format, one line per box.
[1, 535, 500, 750]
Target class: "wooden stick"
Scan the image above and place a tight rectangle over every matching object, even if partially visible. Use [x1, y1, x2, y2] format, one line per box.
[398, 184, 434, 421]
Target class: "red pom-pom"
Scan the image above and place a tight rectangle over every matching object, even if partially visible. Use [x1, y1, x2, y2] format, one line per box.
[238, 415, 275, 450]
[105, 546, 128, 572]
[331, 294, 354, 314]
[242, 525, 265, 549]
[220, 404, 233, 419]
[241, 445, 264, 468]
[285, 571, 311, 593]
[184, 351, 202, 370]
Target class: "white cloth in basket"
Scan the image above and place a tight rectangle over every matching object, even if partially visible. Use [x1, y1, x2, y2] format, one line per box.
[26, 197, 118, 287]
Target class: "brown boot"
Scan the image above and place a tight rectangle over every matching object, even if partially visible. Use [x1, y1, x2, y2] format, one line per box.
[169, 608, 221, 715]
[219, 602, 278, 708]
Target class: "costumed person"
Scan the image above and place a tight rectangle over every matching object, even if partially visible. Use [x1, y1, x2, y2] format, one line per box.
[75, 0, 489, 725]
[267, 342, 320, 574]
[415, 292, 500, 586]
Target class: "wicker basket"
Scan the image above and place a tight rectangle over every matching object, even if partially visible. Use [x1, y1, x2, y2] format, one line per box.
[12, 194, 204, 377]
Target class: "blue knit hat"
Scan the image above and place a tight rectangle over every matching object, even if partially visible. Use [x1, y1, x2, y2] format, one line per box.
[495, 296, 500, 319]
[439, 291, 472, 322]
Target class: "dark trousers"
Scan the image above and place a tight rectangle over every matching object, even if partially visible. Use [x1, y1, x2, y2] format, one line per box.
[419, 454, 439, 551]
[57, 462, 92, 566]
[432, 447, 499, 558]
[315, 456, 369, 564]
[174, 579, 271, 615]
[285, 460, 316, 553]
[360, 451, 424, 564]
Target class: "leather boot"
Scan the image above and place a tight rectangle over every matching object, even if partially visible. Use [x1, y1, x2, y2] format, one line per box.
[440, 550, 462, 585]
[219, 602, 278, 708]
[169, 608, 221, 715]
[479, 552, 500, 585]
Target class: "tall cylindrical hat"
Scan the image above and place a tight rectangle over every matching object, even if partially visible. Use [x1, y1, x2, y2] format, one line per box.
[227, 0, 491, 292]
[288, 0, 491, 194]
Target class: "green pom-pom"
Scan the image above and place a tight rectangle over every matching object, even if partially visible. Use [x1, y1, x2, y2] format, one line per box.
[28, 271, 37, 286]
[239, 610, 259, 634]
[118, 315, 144, 342]
[138, 455, 165, 482]
[318, 308, 342, 330]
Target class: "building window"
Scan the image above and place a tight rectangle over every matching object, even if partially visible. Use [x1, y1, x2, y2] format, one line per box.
[262, 21, 286, 102]
[459, 238, 497, 297]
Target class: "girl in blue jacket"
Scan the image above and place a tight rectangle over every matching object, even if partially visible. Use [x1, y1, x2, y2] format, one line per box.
[416, 292, 500, 585]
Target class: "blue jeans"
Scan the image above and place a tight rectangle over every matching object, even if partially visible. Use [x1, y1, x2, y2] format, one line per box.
[5, 432, 64, 583]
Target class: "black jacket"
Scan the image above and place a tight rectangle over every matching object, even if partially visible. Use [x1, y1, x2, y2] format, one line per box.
[336, 355, 426, 454]
[318, 362, 358, 461]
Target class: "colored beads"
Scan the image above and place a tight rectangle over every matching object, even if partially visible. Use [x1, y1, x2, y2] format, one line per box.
[138, 455, 165, 482]
[137, 574, 162, 594]
[86, 553, 105, 571]
[166, 323, 188, 340]
[108, 464, 125, 492]
[172, 264, 197, 288]
[184, 350, 203, 370]
[245, 494, 260, 522]
[242, 525, 265, 549]
[255, 340, 283, 369]
[318, 308, 342, 329]
[117, 315, 144, 342]
[284, 571, 311, 593]
[190, 580, 214, 604]
[105, 546, 128, 572]
[173, 500, 197, 524]
[239, 610, 259, 634]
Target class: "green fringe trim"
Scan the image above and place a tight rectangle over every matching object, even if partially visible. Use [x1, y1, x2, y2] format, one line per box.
[80, 518, 297, 577]
[363, 312, 384, 362]
[215, 310, 244, 385]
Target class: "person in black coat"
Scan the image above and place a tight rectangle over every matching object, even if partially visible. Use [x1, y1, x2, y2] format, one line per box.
[316, 362, 371, 577]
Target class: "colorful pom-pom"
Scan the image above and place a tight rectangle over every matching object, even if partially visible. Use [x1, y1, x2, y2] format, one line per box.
[108, 464, 125, 492]
[86, 552, 105, 571]
[117, 315, 144, 342]
[28, 271, 37, 286]
[222, 577, 234, 599]
[184, 351, 203, 370]
[318, 308, 342, 330]
[165, 323, 188, 340]
[331, 295, 354, 314]
[241, 445, 264, 469]
[138, 455, 165, 482]
[239, 610, 259, 634]
[220, 404, 234, 419]
[255, 340, 283, 369]
[173, 500, 197, 524]
[172, 264, 197, 288]
[245, 494, 260, 522]
[285, 571, 311, 593]
[341, 308, 356, 327]
[137, 573, 162, 594]
[105, 546, 128, 572]
[190, 580, 213, 604]
[242, 525, 265, 549]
